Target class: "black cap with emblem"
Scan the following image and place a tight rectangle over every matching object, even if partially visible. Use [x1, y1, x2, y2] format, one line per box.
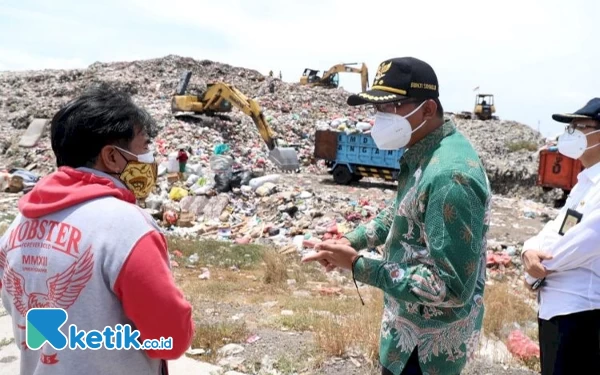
[552, 98, 600, 123]
[347, 57, 439, 106]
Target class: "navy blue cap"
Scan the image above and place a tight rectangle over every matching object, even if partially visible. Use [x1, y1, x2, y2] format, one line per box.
[347, 57, 439, 106]
[552, 98, 600, 123]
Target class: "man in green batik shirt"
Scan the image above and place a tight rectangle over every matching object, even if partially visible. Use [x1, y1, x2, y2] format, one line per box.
[303, 57, 492, 375]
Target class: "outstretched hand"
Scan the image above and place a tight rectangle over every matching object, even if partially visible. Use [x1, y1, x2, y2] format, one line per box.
[302, 241, 360, 271]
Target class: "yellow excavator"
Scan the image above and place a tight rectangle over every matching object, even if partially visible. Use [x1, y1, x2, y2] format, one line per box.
[171, 71, 300, 171]
[299, 62, 369, 92]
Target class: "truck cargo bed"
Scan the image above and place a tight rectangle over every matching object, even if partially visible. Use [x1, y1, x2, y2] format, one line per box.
[314, 130, 403, 170]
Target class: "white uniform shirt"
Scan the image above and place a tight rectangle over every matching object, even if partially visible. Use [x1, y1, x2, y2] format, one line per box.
[523, 161, 600, 320]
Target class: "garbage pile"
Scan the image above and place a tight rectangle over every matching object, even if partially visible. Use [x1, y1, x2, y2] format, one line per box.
[315, 117, 374, 133]
[141, 147, 396, 253]
[453, 118, 549, 199]
[1, 54, 550, 201]
[0, 55, 370, 176]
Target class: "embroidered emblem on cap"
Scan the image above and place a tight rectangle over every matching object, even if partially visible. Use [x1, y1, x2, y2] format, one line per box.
[374, 61, 392, 86]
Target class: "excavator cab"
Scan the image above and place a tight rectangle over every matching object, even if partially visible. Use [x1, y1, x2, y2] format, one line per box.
[299, 62, 369, 92]
[205, 83, 233, 112]
[474, 94, 496, 120]
[300, 68, 340, 88]
[300, 69, 321, 85]
[326, 73, 340, 88]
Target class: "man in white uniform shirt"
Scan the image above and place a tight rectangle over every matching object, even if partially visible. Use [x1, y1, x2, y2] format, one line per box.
[522, 98, 600, 375]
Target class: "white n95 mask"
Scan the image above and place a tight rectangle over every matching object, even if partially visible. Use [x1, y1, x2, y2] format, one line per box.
[557, 128, 600, 159]
[371, 101, 427, 150]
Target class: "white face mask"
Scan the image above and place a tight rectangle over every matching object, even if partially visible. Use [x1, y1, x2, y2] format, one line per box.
[370, 101, 427, 150]
[115, 146, 155, 163]
[557, 128, 600, 159]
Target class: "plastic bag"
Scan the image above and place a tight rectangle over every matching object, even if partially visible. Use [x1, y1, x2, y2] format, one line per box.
[210, 155, 233, 174]
[185, 174, 200, 187]
[192, 185, 212, 195]
[507, 330, 540, 360]
[356, 122, 372, 132]
[213, 143, 230, 155]
[214, 173, 232, 193]
[229, 170, 254, 189]
[168, 187, 188, 201]
[230, 172, 243, 189]
[240, 171, 254, 186]
[249, 174, 280, 190]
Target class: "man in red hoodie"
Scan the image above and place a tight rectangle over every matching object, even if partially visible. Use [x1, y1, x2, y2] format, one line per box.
[0, 84, 195, 374]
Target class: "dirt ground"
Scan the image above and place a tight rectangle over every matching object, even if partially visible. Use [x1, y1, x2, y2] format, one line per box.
[172, 243, 538, 375]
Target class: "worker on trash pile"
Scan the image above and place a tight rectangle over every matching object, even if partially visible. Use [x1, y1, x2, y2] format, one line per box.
[176, 147, 188, 178]
[0, 83, 194, 375]
[522, 98, 600, 375]
[303, 57, 491, 375]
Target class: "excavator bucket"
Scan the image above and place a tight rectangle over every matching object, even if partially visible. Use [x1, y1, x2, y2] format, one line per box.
[268, 147, 300, 171]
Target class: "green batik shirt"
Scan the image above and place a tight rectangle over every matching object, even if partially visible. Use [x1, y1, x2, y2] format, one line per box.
[345, 119, 491, 375]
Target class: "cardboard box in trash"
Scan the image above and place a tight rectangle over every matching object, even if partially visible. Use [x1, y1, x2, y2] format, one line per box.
[167, 173, 179, 184]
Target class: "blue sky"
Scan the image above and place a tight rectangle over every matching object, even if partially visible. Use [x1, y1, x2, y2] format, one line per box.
[1, 0, 598, 138]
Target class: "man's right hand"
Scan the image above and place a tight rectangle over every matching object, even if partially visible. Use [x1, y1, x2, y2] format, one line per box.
[303, 238, 351, 272]
[522, 249, 553, 279]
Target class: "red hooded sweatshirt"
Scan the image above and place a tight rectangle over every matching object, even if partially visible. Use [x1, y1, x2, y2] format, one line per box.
[0, 167, 194, 375]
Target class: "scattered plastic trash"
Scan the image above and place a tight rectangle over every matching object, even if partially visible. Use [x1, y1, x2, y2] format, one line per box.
[507, 330, 540, 360]
[199, 267, 210, 280]
[246, 334, 261, 344]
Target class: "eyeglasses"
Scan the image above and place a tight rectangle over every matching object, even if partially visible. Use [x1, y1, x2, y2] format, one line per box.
[368, 99, 425, 115]
[565, 123, 597, 134]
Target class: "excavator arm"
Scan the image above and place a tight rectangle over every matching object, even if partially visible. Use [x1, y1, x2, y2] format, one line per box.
[171, 71, 299, 171]
[319, 63, 370, 92]
[201, 83, 277, 150]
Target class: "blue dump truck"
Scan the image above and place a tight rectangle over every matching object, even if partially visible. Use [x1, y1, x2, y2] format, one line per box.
[313, 129, 404, 184]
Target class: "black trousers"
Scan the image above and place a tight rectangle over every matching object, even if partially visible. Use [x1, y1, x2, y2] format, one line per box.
[382, 347, 462, 375]
[382, 348, 421, 375]
[539, 309, 600, 375]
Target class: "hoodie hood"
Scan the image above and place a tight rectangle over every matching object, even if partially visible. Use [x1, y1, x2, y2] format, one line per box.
[18, 167, 136, 218]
